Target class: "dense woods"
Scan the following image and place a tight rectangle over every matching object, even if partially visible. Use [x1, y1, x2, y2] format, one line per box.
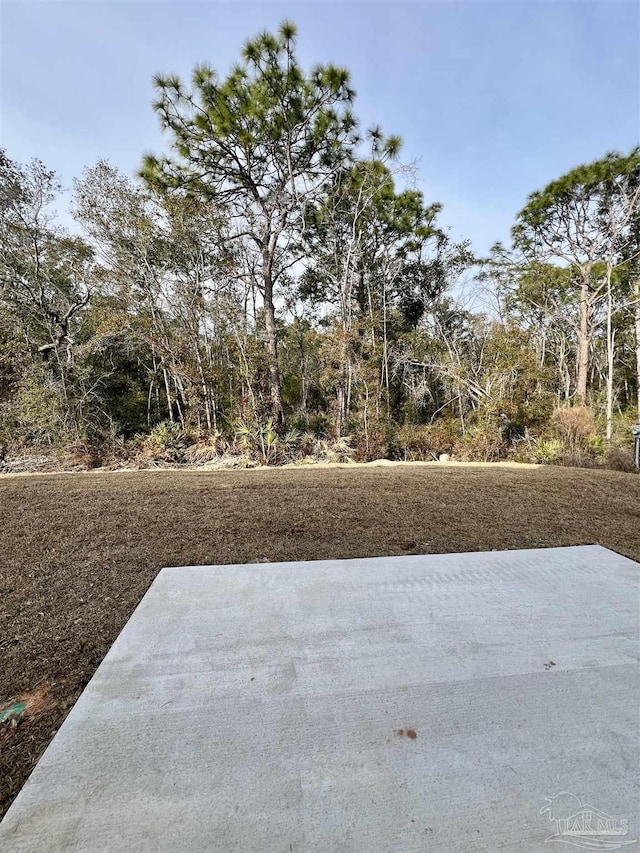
[1, 23, 639, 470]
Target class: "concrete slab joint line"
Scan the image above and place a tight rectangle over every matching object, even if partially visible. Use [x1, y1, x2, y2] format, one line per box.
[0, 545, 638, 852]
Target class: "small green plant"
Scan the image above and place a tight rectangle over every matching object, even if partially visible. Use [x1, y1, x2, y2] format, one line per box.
[144, 421, 189, 461]
[233, 419, 294, 465]
[531, 439, 563, 464]
[586, 434, 606, 456]
[280, 428, 302, 463]
[233, 419, 257, 455]
[261, 419, 279, 464]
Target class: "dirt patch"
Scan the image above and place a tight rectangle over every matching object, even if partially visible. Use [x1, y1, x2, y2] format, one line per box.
[1, 464, 639, 818]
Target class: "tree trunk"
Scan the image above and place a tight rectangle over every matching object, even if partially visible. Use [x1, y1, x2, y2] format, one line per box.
[262, 259, 285, 430]
[381, 276, 390, 421]
[606, 332, 615, 441]
[635, 276, 640, 422]
[335, 251, 355, 439]
[575, 282, 591, 404]
[194, 345, 212, 432]
[605, 268, 615, 440]
[162, 366, 173, 422]
[558, 334, 571, 400]
[336, 381, 345, 439]
[336, 324, 349, 439]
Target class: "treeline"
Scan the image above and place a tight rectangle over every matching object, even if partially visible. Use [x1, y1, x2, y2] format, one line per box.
[1, 23, 639, 471]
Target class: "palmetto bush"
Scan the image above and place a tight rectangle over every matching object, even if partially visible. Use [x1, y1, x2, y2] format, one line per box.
[183, 430, 228, 463]
[531, 439, 563, 464]
[142, 421, 189, 462]
[232, 419, 299, 465]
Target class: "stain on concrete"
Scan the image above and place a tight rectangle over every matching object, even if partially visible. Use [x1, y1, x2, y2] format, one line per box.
[394, 728, 417, 739]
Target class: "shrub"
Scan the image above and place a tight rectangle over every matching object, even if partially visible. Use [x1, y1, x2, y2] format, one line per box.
[551, 406, 595, 454]
[353, 420, 390, 462]
[531, 438, 563, 465]
[290, 413, 332, 437]
[288, 431, 353, 464]
[586, 434, 606, 457]
[66, 439, 102, 469]
[453, 423, 506, 462]
[389, 424, 435, 461]
[410, 418, 462, 459]
[2, 366, 77, 446]
[604, 447, 637, 473]
[142, 421, 189, 462]
[555, 449, 598, 469]
[422, 418, 461, 456]
[230, 420, 306, 465]
[232, 419, 277, 464]
[608, 410, 640, 450]
[301, 436, 354, 464]
[183, 430, 228, 464]
[280, 428, 303, 464]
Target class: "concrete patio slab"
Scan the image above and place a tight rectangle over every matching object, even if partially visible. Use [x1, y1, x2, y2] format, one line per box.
[1, 545, 638, 852]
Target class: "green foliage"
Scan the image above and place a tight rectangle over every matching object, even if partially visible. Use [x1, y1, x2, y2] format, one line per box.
[586, 434, 606, 457]
[388, 424, 436, 461]
[513, 147, 640, 253]
[1, 28, 639, 473]
[531, 439, 563, 465]
[388, 420, 462, 460]
[183, 430, 228, 463]
[233, 419, 286, 465]
[140, 22, 366, 427]
[1, 365, 68, 445]
[305, 435, 354, 464]
[453, 422, 506, 462]
[143, 421, 189, 461]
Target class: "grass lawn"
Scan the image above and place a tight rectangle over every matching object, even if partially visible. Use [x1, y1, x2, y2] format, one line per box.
[1, 463, 639, 818]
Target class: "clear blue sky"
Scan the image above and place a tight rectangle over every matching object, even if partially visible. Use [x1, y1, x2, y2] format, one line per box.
[1, 0, 638, 255]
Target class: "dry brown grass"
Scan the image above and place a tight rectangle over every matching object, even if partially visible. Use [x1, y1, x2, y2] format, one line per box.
[1, 464, 639, 818]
